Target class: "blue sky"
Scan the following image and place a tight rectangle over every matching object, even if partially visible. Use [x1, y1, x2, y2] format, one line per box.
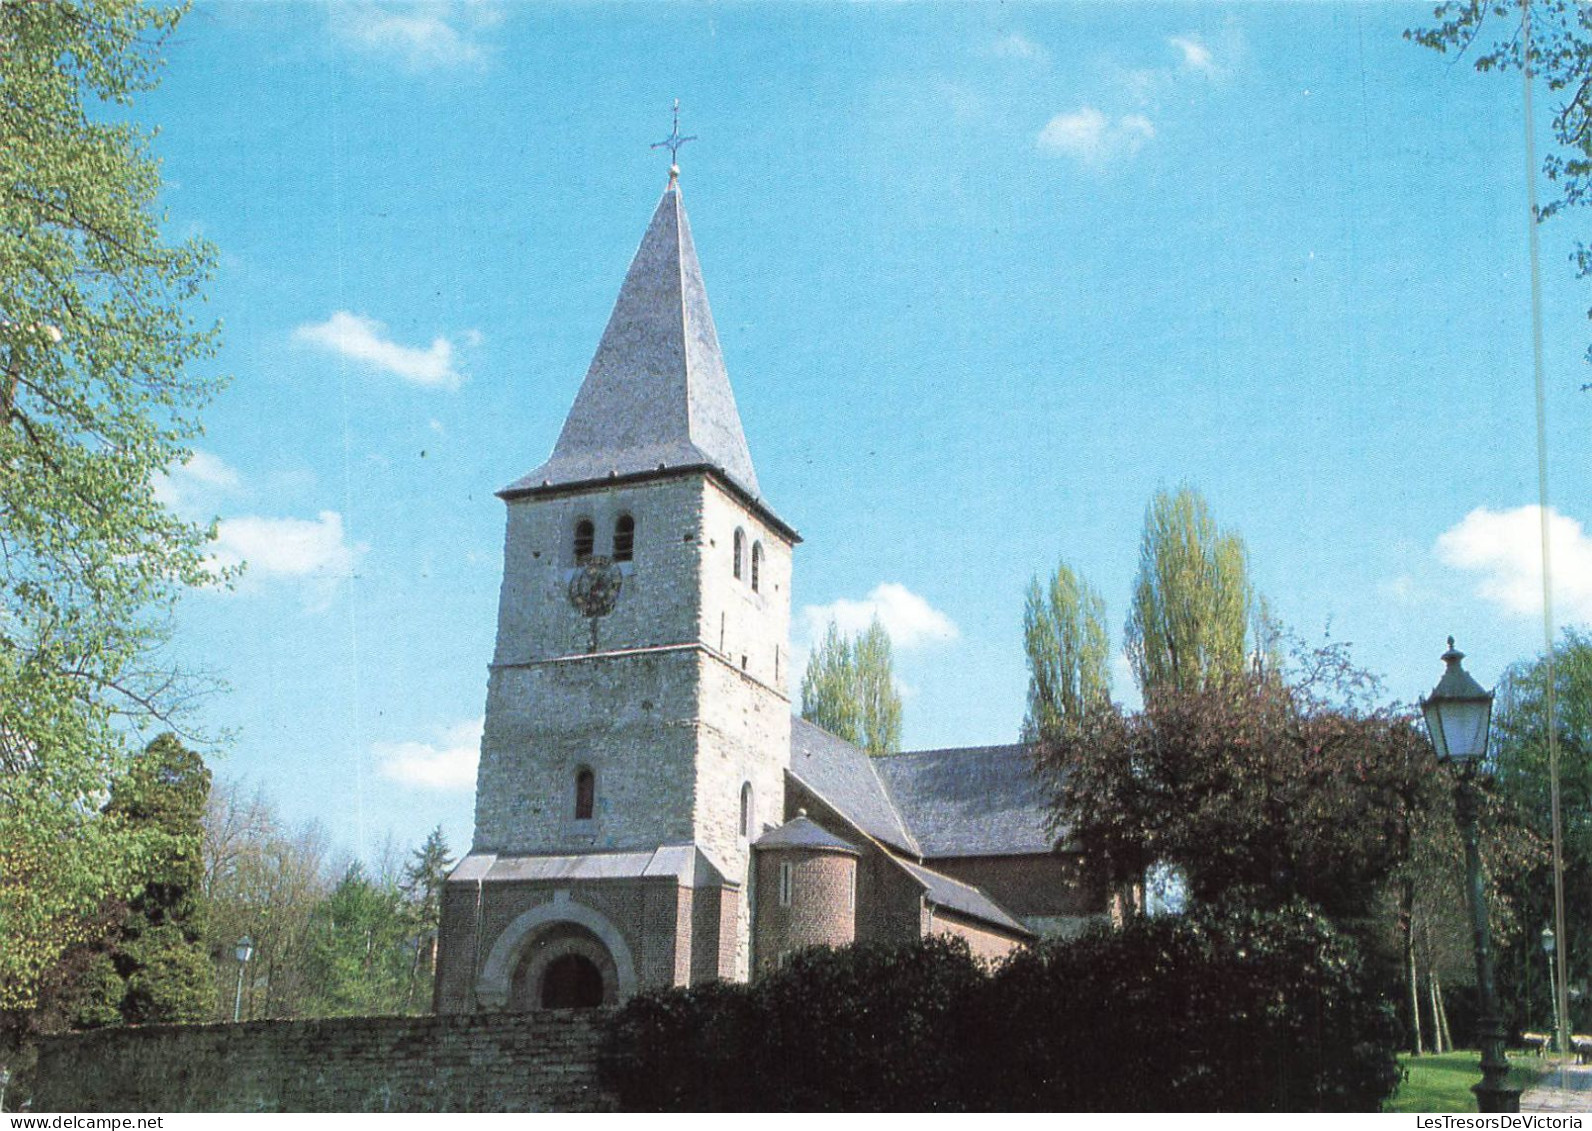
[135, 2, 1591, 863]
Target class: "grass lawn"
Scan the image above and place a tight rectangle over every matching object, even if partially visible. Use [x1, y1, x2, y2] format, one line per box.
[1386, 1051, 1545, 1113]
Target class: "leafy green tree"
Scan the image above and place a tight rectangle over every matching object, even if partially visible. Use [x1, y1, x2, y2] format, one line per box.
[1038, 639, 1442, 929]
[201, 779, 330, 1021]
[1022, 563, 1111, 743]
[57, 734, 217, 1027]
[401, 825, 453, 1008]
[800, 617, 902, 756]
[802, 622, 861, 744]
[1491, 630, 1592, 1033]
[1410, 0, 1592, 379]
[0, 0, 224, 1015]
[1124, 486, 1255, 697]
[302, 863, 412, 1017]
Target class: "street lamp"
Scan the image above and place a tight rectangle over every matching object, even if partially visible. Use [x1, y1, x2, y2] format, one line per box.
[1421, 638, 1519, 1113]
[1, 1065, 11, 1113]
[1543, 926, 1561, 1053]
[233, 934, 254, 1023]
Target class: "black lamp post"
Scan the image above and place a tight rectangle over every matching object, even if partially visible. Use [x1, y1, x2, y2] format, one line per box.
[1543, 926, 1560, 1052]
[1421, 638, 1519, 1113]
[233, 934, 254, 1023]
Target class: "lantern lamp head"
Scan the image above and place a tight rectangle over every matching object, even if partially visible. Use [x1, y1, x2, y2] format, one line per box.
[235, 934, 254, 964]
[1420, 637, 1493, 767]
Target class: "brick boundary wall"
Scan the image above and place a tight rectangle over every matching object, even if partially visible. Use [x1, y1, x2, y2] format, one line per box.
[28, 1011, 616, 1113]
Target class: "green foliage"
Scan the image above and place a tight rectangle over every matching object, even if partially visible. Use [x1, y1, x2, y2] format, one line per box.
[0, 0, 224, 1014]
[401, 825, 453, 1009]
[301, 864, 414, 1017]
[1410, 0, 1592, 377]
[1491, 630, 1592, 1032]
[1125, 486, 1255, 696]
[1040, 639, 1441, 924]
[601, 912, 1402, 1112]
[61, 734, 218, 1027]
[800, 617, 902, 756]
[599, 937, 984, 1111]
[1022, 562, 1111, 743]
[981, 903, 1402, 1112]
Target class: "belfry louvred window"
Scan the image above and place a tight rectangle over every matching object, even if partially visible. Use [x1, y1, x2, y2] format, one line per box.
[613, 515, 634, 562]
[751, 542, 762, 592]
[733, 529, 744, 579]
[575, 767, 595, 820]
[574, 519, 595, 564]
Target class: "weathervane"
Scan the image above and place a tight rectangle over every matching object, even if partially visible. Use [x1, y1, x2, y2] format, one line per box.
[651, 99, 697, 178]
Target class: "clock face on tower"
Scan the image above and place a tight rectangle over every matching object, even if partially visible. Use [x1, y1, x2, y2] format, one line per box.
[567, 556, 623, 619]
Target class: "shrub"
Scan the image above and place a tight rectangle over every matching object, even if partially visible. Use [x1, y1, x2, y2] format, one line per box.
[600, 904, 1401, 1112]
[975, 901, 1402, 1111]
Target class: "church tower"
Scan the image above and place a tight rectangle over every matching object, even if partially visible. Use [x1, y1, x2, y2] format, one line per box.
[435, 160, 797, 1012]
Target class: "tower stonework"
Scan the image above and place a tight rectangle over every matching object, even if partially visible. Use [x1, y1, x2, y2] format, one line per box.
[435, 174, 796, 1012]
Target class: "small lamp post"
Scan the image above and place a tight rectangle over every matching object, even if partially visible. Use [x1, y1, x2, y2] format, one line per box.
[233, 934, 254, 1023]
[1, 1065, 11, 1113]
[1421, 638, 1519, 1113]
[1543, 926, 1560, 1053]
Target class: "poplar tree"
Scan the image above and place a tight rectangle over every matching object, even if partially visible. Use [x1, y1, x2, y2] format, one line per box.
[1021, 563, 1111, 743]
[800, 618, 902, 756]
[1, 0, 224, 1014]
[1124, 486, 1254, 697]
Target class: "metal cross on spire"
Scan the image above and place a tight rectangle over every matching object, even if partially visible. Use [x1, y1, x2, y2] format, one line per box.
[651, 99, 697, 178]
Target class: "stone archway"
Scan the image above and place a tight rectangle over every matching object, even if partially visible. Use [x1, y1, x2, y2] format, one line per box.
[507, 921, 619, 1009]
[476, 890, 638, 1010]
[541, 953, 605, 1008]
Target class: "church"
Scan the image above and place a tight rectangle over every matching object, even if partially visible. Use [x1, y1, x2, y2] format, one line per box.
[432, 155, 1108, 1013]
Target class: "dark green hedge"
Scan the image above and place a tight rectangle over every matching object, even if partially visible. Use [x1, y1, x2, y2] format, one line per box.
[598, 902, 1400, 1112]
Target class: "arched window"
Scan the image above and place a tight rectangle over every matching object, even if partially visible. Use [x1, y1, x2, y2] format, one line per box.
[613, 515, 634, 562]
[732, 528, 744, 580]
[751, 542, 762, 592]
[573, 519, 595, 564]
[574, 766, 595, 820]
[740, 782, 753, 838]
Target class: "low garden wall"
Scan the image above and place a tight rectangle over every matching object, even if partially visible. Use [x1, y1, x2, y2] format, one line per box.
[29, 1011, 613, 1113]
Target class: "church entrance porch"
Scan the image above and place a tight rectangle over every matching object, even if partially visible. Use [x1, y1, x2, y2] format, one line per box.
[540, 953, 605, 1008]
[509, 922, 620, 1009]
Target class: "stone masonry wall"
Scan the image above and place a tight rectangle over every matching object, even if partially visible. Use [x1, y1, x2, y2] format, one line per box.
[29, 1012, 613, 1113]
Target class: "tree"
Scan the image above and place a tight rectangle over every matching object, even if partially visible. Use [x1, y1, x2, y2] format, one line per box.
[0, 0, 224, 1015]
[76, 734, 218, 1026]
[1124, 486, 1255, 697]
[1021, 563, 1111, 744]
[201, 779, 330, 1021]
[401, 825, 453, 1008]
[852, 620, 902, 757]
[1490, 630, 1592, 1033]
[1411, 0, 1592, 380]
[1039, 638, 1443, 928]
[302, 863, 413, 1017]
[800, 617, 902, 756]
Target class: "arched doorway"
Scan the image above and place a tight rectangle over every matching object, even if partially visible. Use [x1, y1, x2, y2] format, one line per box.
[541, 953, 605, 1008]
[507, 921, 620, 1010]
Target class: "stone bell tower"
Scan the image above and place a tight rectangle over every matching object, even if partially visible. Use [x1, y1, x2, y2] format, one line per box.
[434, 153, 797, 1012]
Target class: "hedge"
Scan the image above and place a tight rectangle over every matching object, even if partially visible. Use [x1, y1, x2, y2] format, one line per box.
[598, 901, 1400, 1112]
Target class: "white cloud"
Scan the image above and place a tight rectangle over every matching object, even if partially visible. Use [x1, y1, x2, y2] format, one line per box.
[376, 717, 482, 790]
[1037, 107, 1155, 165]
[801, 583, 959, 650]
[1436, 505, 1592, 624]
[1169, 34, 1217, 75]
[331, 3, 497, 71]
[294, 311, 466, 390]
[153, 449, 241, 513]
[211, 511, 365, 585]
[990, 32, 1048, 62]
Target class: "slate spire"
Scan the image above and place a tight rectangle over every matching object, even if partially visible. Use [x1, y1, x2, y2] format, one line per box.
[508, 178, 761, 499]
